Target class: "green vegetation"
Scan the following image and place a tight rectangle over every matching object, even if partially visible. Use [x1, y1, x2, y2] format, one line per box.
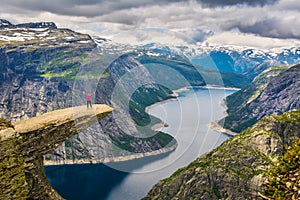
[129, 84, 173, 126]
[272, 110, 300, 127]
[1, 25, 96, 82]
[138, 52, 250, 89]
[0, 118, 13, 131]
[64, 140, 72, 147]
[162, 122, 274, 188]
[0, 137, 28, 199]
[39, 52, 86, 80]
[116, 84, 177, 153]
[109, 131, 175, 153]
[199, 68, 251, 88]
[226, 65, 289, 114]
[40, 52, 109, 80]
[265, 138, 300, 199]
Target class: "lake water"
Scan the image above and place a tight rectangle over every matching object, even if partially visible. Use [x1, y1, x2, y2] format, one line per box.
[45, 88, 236, 200]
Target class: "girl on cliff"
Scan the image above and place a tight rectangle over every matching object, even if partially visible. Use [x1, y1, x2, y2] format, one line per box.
[83, 91, 94, 109]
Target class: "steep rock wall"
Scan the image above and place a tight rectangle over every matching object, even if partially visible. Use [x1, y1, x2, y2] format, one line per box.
[221, 63, 300, 133]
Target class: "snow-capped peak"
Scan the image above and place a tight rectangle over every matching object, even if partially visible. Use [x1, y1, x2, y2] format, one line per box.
[0, 19, 12, 27]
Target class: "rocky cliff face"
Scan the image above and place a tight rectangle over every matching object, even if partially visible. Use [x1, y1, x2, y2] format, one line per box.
[143, 110, 300, 200]
[0, 19, 182, 164]
[220, 63, 300, 133]
[0, 104, 112, 200]
[0, 19, 96, 121]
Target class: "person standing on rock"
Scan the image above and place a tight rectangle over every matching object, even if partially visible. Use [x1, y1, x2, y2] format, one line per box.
[83, 91, 94, 109]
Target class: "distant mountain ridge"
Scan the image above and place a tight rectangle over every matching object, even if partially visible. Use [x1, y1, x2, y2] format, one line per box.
[0, 19, 12, 27]
[135, 42, 300, 75]
[0, 19, 56, 29]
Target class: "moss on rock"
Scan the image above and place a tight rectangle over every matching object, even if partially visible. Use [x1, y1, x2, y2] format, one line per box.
[0, 118, 13, 131]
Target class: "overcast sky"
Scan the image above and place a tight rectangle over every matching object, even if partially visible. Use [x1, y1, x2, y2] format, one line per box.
[0, 0, 300, 48]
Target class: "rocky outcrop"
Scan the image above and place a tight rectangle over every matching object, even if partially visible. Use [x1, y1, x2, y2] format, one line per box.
[143, 110, 300, 200]
[0, 104, 112, 200]
[220, 63, 300, 133]
[264, 138, 300, 199]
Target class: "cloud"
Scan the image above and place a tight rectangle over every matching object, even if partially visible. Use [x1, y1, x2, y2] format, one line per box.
[172, 29, 214, 44]
[232, 17, 300, 39]
[206, 31, 300, 49]
[0, 0, 279, 18]
[199, 0, 278, 7]
[0, 0, 299, 47]
[218, 1, 300, 40]
[0, 0, 179, 17]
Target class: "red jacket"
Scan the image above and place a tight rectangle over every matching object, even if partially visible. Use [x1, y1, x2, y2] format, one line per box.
[84, 92, 94, 101]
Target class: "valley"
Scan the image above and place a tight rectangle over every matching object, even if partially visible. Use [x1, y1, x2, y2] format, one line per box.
[0, 16, 299, 200]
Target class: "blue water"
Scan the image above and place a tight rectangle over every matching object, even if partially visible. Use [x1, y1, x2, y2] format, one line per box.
[45, 88, 236, 200]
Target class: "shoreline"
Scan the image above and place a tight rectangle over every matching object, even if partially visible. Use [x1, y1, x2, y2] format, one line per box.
[145, 86, 191, 130]
[208, 120, 238, 137]
[44, 143, 177, 166]
[151, 122, 168, 130]
[206, 87, 239, 137]
[145, 97, 178, 113]
[197, 85, 241, 91]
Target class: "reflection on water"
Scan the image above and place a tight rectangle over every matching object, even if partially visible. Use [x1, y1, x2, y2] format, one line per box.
[45, 164, 127, 200]
[45, 88, 236, 200]
[45, 151, 172, 200]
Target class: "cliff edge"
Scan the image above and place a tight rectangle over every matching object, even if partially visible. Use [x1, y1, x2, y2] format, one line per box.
[0, 104, 112, 200]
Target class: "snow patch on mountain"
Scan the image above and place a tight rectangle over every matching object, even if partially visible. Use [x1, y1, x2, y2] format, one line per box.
[91, 35, 300, 74]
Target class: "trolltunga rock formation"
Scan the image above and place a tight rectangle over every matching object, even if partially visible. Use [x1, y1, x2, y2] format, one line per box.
[0, 104, 112, 199]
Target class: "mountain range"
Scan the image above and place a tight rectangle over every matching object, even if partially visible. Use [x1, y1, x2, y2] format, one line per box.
[134, 42, 300, 75]
[1, 19, 299, 165]
[1, 19, 300, 199]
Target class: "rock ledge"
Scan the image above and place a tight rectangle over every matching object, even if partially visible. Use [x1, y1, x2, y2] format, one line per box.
[0, 104, 112, 200]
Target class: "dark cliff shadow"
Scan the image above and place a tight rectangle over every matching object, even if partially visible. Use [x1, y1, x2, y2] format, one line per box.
[45, 150, 173, 200]
[45, 164, 128, 200]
